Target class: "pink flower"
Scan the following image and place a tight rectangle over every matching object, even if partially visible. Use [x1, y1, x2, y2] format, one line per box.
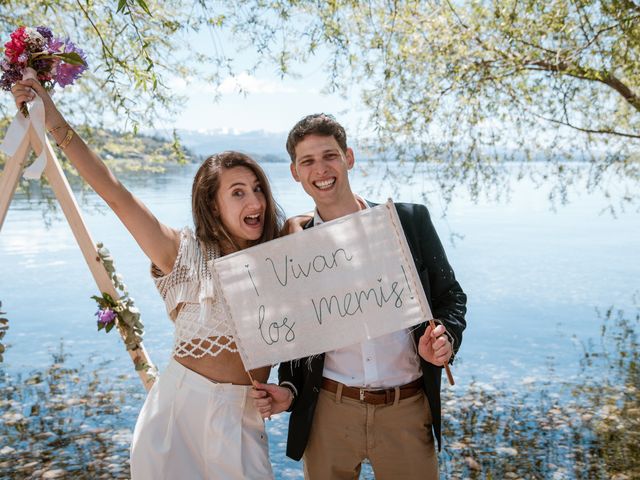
[4, 26, 26, 63]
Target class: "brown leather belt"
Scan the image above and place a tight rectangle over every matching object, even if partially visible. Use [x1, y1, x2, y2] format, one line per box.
[321, 377, 423, 405]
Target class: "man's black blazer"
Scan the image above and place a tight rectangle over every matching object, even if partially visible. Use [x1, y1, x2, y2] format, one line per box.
[279, 201, 467, 461]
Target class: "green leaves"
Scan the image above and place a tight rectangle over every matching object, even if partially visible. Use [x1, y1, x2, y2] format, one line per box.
[92, 242, 145, 351]
[217, 0, 640, 204]
[4, 0, 638, 203]
[53, 52, 87, 66]
[116, 0, 151, 16]
[136, 0, 151, 16]
[0, 2, 195, 132]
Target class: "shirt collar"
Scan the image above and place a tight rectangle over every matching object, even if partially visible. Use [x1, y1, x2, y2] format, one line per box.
[313, 195, 368, 226]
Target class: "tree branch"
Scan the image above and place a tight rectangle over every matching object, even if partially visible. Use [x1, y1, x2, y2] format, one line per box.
[465, 6, 640, 114]
[527, 60, 640, 113]
[614, 0, 640, 15]
[495, 78, 640, 139]
[538, 114, 640, 139]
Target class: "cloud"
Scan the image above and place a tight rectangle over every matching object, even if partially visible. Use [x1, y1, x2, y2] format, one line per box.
[168, 73, 317, 96]
[217, 73, 298, 94]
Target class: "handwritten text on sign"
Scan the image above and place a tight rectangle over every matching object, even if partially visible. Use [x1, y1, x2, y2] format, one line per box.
[211, 200, 432, 369]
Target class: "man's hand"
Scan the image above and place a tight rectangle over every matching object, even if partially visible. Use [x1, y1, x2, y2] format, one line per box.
[250, 382, 294, 419]
[280, 213, 313, 236]
[418, 321, 452, 366]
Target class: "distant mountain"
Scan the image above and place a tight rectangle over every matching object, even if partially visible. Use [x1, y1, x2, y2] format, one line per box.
[153, 129, 290, 162]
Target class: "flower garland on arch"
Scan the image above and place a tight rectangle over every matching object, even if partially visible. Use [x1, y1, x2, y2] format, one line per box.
[92, 243, 145, 352]
[0, 301, 8, 363]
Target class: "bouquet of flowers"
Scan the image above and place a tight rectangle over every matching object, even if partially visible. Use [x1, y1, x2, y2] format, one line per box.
[0, 26, 87, 116]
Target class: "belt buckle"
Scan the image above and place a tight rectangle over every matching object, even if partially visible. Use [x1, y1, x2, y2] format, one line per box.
[359, 388, 365, 402]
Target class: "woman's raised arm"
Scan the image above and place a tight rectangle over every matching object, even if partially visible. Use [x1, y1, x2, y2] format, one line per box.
[12, 79, 180, 274]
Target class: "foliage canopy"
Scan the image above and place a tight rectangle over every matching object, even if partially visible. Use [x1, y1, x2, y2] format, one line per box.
[2, 1, 639, 203]
[219, 0, 640, 203]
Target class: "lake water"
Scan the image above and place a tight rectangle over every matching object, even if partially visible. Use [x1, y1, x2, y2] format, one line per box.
[1, 160, 638, 477]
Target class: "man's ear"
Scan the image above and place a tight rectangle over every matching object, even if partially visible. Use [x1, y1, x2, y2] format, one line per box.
[345, 147, 355, 170]
[290, 162, 301, 182]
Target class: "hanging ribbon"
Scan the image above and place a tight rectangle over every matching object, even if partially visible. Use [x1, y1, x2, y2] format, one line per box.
[0, 68, 49, 180]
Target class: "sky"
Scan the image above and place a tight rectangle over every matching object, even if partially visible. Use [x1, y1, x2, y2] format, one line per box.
[168, 69, 365, 135]
[163, 26, 370, 137]
[0, 18, 369, 139]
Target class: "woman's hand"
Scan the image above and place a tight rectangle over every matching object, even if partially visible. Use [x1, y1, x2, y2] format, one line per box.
[10, 79, 65, 130]
[250, 382, 294, 419]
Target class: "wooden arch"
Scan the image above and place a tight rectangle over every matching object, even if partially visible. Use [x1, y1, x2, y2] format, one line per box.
[0, 116, 156, 391]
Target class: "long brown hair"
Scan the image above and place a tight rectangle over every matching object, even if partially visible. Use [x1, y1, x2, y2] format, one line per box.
[191, 151, 285, 252]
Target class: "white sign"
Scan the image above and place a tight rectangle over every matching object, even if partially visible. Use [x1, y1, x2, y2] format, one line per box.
[211, 200, 433, 369]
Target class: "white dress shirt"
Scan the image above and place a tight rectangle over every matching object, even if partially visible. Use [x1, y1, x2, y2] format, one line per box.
[314, 196, 422, 388]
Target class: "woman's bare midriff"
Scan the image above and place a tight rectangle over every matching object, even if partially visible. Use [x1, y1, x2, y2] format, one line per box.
[175, 349, 270, 385]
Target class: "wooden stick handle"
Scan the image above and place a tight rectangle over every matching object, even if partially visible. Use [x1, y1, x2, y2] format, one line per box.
[246, 369, 256, 387]
[429, 319, 455, 386]
[444, 362, 455, 386]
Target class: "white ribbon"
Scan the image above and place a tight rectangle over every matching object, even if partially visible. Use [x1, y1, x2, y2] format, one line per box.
[0, 69, 49, 180]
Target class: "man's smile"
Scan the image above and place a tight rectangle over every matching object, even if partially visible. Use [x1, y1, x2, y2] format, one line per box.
[313, 178, 336, 190]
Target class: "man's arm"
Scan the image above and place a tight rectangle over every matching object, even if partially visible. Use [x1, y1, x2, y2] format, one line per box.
[278, 359, 305, 411]
[280, 212, 314, 236]
[416, 204, 467, 359]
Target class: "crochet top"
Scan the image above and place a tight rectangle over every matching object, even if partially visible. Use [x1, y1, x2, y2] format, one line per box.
[151, 227, 237, 358]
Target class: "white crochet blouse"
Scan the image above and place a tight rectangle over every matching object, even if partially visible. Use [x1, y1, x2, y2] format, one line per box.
[151, 227, 237, 358]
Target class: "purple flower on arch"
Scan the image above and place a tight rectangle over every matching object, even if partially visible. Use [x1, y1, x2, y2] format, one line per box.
[96, 308, 117, 326]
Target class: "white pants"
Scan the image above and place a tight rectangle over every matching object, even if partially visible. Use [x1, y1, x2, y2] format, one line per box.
[130, 359, 273, 479]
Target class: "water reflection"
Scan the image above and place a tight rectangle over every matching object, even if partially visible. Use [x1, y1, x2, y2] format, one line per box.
[0, 161, 639, 477]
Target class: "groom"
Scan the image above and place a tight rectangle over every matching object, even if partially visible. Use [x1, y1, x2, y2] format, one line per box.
[252, 114, 467, 479]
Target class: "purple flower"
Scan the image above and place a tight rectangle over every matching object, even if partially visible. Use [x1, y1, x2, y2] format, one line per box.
[32, 57, 54, 73]
[54, 39, 87, 87]
[36, 26, 53, 42]
[0, 66, 22, 91]
[47, 37, 64, 55]
[95, 308, 117, 326]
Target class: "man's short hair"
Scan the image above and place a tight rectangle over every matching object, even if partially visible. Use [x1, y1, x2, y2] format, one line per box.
[286, 113, 348, 162]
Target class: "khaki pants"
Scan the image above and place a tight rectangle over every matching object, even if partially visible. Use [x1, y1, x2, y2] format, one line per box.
[302, 387, 438, 480]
